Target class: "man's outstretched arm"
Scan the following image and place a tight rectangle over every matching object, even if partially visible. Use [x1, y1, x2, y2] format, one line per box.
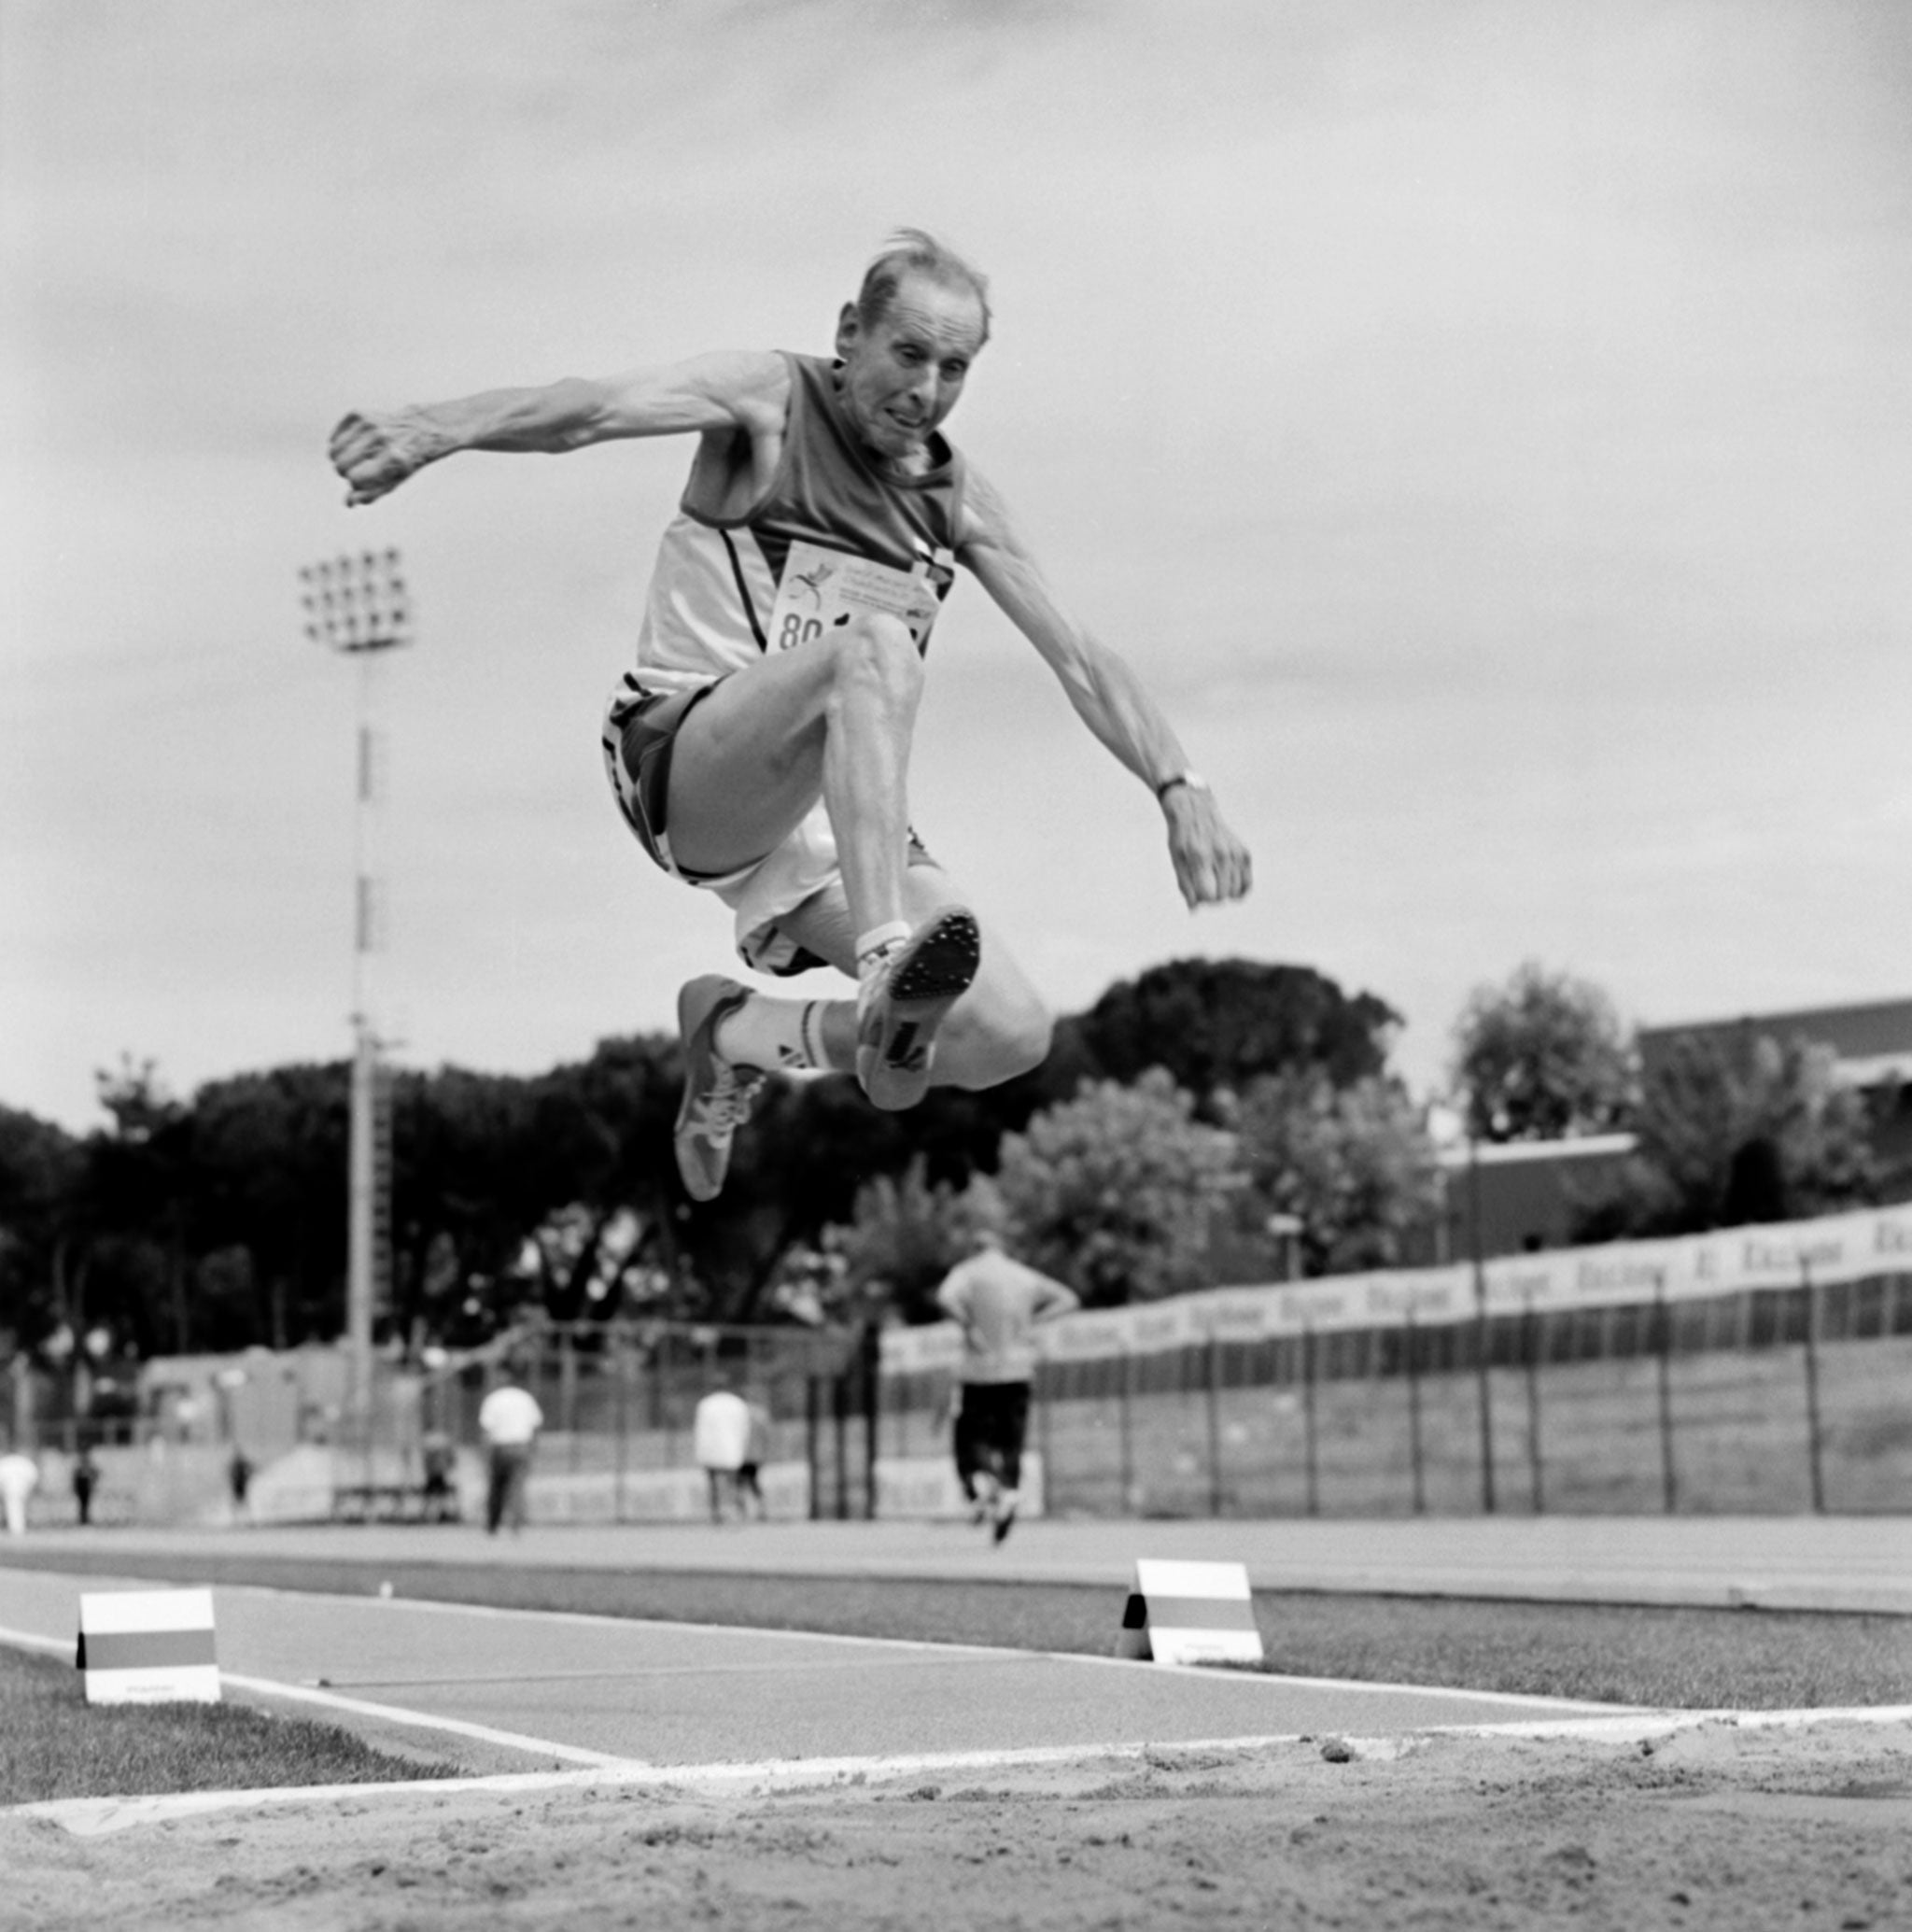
[956, 464, 1253, 910]
[328, 349, 791, 505]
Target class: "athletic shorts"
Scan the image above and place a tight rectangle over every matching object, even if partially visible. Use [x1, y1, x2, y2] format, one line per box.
[600, 673, 938, 979]
[600, 679, 738, 886]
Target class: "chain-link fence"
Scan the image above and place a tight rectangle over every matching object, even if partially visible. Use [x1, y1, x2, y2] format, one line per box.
[8, 1260, 1908, 1527]
[401, 1269, 1912, 1523]
[879, 1269, 1912, 1517]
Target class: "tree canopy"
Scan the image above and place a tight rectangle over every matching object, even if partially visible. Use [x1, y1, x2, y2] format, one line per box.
[1234, 1072, 1442, 1277]
[1079, 959, 1399, 1105]
[5, 952, 1890, 1369]
[1576, 1030, 1879, 1239]
[1450, 960, 1637, 1142]
[993, 1069, 1241, 1306]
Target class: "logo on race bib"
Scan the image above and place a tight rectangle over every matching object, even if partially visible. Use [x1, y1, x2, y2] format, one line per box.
[767, 539, 946, 654]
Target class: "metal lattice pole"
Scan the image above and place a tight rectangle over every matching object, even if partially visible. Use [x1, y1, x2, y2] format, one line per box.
[299, 551, 413, 1452]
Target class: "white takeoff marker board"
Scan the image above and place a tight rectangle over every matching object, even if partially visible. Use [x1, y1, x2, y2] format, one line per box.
[1113, 1559, 1264, 1668]
[77, 1589, 220, 1704]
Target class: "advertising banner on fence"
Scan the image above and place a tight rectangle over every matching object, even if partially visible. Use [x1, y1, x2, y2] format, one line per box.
[879, 1202, 1912, 1375]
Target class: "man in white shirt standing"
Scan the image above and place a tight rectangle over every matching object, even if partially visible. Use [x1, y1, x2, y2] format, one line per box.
[935, 1232, 1078, 1544]
[0, 1445, 38, 1537]
[693, 1381, 753, 1524]
[477, 1375, 543, 1536]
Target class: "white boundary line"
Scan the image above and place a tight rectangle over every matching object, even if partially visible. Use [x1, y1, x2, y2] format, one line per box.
[218, 1672, 646, 1770]
[0, 1625, 70, 1658]
[15, 1705, 1912, 1839]
[0, 1620, 633, 1771]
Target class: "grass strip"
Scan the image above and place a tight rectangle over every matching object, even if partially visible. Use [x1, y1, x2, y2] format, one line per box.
[0, 1643, 463, 1805]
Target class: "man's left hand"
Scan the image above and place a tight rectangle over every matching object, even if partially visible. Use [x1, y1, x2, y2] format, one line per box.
[1163, 785, 1253, 908]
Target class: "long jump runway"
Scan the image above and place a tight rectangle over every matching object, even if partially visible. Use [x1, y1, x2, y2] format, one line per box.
[0, 1561, 1635, 1829]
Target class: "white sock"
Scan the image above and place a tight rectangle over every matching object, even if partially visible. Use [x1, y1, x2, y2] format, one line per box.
[714, 995, 830, 1073]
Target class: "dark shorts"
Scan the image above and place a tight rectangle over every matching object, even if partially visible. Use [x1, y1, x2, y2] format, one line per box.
[954, 1381, 1033, 1494]
[600, 679, 732, 884]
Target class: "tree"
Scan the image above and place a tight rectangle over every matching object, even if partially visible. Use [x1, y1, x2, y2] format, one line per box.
[1079, 960, 1400, 1107]
[0, 1107, 83, 1349]
[79, 1058, 198, 1356]
[1450, 961, 1637, 1142]
[1580, 1030, 1879, 1238]
[821, 1157, 1002, 1326]
[993, 1069, 1242, 1306]
[1234, 1072, 1443, 1276]
[191, 1063, 351, 1349]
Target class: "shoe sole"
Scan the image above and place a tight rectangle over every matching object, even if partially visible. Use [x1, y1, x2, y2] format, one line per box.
[674, 976, 752, 1203]
[856, 909, 981, 1111]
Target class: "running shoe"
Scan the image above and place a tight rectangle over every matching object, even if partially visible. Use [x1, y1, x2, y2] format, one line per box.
[855, 906, 981, 1111]
[674, 977, 768, 1203]
[968, 1470, 998, 1529]
[991, 1491, 1019, 1545]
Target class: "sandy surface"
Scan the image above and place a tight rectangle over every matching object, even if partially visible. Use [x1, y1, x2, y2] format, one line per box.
[7, 1717, 1911, 1930]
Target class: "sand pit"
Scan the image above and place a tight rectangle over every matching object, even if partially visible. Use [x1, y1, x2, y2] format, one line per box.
[7, 1714, 1910, 1929]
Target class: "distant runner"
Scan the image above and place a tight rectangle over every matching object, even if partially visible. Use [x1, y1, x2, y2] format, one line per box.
[935, 1230, 1079, 1544]
[329, 230, 1251, 1199]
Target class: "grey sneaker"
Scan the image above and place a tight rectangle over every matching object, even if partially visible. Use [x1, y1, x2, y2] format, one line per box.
[855, 906, 980, 1111]
[674, 977, 768, 1202]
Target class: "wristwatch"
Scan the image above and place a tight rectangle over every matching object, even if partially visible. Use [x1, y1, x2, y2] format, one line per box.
[1154, 772, 1211, 803]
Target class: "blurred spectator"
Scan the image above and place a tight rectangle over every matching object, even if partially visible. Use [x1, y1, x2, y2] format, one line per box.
[0, 1446, 39, 1537]
[228, 1446, 254, 1524]
[478, 1375, 543, 1535]
[693, 1382, 752, 1524]
[420, 1431, 458, 1523]
[71, 1446, 99, 1527]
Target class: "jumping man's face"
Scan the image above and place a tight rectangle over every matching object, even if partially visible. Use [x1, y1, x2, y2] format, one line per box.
[835, 274, 987, 465]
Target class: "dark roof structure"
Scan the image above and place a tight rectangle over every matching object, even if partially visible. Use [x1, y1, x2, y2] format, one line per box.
[1638, 997, 1912, 1088]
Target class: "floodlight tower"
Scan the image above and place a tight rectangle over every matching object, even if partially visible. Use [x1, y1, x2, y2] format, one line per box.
[299, 550, 414, 1436]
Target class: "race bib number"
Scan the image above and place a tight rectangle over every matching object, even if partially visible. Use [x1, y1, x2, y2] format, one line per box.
[766, 539, 946, 655]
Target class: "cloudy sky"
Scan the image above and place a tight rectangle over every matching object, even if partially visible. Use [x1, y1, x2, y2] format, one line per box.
[5, 0, 1909, 1133]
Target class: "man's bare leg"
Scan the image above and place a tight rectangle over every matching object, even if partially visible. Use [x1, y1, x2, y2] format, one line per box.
[669, 872, 1049, 1202]
[660, 621, 984, 1190]
[772, 868, 1049, 1092]
[716, 869, 1048, 1088]
[668, 613, 980, 1081]
[666, 613, 927, 930]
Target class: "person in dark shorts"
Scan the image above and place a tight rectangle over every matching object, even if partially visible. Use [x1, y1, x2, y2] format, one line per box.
[935, 1230, 1079, 1544]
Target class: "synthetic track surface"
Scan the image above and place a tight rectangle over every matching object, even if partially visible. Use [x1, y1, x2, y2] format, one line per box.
[4, 1514, 1909, 1708]
[0, 1564, 1620, 1779]
[4, 1516, 1909, 1840]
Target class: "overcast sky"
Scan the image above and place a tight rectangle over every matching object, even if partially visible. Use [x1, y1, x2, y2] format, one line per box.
[5, 0, 1909, 1134]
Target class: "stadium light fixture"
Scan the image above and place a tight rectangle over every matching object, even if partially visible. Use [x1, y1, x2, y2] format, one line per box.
[300, 551, 414, 1455]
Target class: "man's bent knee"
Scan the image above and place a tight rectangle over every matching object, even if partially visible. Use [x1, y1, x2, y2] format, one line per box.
[944, 992, 1053, 1090]
[822, 613, 924, 718]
